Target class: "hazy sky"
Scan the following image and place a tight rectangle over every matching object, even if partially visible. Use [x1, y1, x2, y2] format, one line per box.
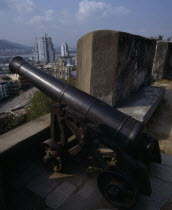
[0, 0, 172, 47]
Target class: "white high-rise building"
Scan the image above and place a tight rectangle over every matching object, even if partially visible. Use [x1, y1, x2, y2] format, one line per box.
[34, 34, 55, 63]
[61, 43, 69, 57]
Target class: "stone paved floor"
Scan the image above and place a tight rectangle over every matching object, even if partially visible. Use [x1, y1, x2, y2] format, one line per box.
[8, 152, 172, 210]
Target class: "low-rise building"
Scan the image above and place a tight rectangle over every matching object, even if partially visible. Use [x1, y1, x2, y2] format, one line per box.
[10, 81, 20, 95]
[42, 63, 55, 75]
[72, 56, 77, 66]
[4, 74, 20, 95]
[0, 75, 20, 101]
[0, 78, 10, 100]
[53, 57, 75, 80]
[0, 67, 5, 76]
[2, 63, 10, 74]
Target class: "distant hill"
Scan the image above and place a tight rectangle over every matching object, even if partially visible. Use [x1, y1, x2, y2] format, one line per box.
[0, 40, 32, 49]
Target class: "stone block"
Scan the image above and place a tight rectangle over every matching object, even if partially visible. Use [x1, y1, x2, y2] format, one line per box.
[46, 182, 76, 209]
[152, 41, 169, 80]
[77, 30, 156, 106]
[152, 41, 172, 80]
[117, 86, 165, 122]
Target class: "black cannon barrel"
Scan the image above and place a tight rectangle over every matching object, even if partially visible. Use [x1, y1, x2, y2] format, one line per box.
[9, 57, 144, 150]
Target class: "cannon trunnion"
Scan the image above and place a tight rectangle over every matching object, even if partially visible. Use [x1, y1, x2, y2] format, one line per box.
[9, 57, 161, 209]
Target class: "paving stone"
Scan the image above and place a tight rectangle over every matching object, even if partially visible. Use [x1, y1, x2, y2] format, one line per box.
[10, 187, 45, 210]
[161, 153, 172, 167]
[57, 194, 89, 210]
[134, 201, 158, 210]
[58, 191, 114, 210]
[58, 177, 114, 210]
[76, 179, 96, 199]
[96, 209, 115, 210]
[46, 182, 76, 209]
[161, 195, 172, 210]
[151, 162, 172, 183]
[50, 173, 87, 188]
[26, 172, 61, 198]
[134, 177, 172, 210]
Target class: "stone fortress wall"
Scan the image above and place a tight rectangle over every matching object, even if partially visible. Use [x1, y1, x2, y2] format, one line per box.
[76, 30, 172, 106]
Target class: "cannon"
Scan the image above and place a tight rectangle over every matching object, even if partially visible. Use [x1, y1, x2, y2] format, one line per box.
[9, 57, 161, 209]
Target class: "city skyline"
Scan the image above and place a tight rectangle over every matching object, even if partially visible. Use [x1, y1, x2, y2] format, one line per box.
[0, 0, 172, 47]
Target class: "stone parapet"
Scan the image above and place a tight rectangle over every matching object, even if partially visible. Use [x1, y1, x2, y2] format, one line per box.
[77, 30, 156, 106]
[0, 114, 50, 209]
[0, 113, 50, 157]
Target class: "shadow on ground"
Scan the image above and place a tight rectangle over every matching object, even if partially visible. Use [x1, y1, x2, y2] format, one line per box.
[6, 153, 113, 210]
[147, 81, 172, 154]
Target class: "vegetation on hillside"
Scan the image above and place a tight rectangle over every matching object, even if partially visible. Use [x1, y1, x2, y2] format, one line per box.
[26, 91, 52, 121]
[0, 115, 26, 135]
[0, 91, 51, 135]
[0, 78, 76, 135]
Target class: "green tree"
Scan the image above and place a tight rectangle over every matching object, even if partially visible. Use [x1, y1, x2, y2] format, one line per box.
[157, 35, 164, 40]
[26, 77, 76, 121]
[26, 91, 52, 121]
[167, 36, 172, 41]
[60, 78, 76, 87]
[150, 35, 164, 40]
[0, 115, 26, 135]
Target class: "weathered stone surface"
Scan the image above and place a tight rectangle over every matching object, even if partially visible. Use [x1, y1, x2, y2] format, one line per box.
[117, 86, 165, 122]
[76, 179, 95, 199]
[151, 162, 172, 183]
[46, 182, 76, 209]
[166, 43, 172, 79]
[77, 30, 156, 106]
[161, 152, 172, 167]
[152, 41, 172, 80]
[0, 113, 50, 155]
[27, 172, 60, 198]
[134, 177, 172, 210]
[152, 41, 169, 80]
[58, 178, 113, 210]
